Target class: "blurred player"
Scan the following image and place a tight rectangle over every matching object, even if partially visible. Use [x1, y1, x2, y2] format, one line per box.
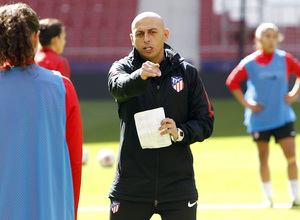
[226, 23, 300, 207]
[35, 18, 71, 79]
[0, 3, 82, 219]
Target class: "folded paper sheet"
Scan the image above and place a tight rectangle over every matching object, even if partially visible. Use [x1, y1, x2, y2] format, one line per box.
[134, 107, 172, 149]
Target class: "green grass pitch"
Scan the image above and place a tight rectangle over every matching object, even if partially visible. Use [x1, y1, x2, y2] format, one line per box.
[77, 99, 300, 219]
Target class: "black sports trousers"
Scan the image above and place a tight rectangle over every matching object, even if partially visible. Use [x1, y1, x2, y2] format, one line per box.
[109, 198, 197, 220]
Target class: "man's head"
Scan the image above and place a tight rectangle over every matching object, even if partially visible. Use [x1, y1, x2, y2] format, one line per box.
[130, 12, 169, 63]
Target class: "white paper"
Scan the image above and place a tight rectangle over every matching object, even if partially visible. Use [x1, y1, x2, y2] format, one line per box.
[134, 107, 172, 149]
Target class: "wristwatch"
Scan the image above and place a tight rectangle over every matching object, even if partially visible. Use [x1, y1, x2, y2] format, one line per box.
[171, 128, 184, 142]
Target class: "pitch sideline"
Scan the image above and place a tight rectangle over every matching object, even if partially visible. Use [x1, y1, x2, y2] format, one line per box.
[78, 203, 292, 212]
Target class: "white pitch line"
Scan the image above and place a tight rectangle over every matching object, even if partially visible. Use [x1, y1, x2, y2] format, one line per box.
[78, 203, 292, 212]
[197, 203, 292, 209]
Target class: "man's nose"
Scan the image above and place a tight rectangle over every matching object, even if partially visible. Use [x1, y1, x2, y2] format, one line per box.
[144, 33, 150, 42]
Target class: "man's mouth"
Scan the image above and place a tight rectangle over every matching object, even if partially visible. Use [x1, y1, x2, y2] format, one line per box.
[143, 46, 153, 52]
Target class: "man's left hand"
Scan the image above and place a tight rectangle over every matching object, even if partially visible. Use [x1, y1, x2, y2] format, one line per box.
[159, 118, 178, 140]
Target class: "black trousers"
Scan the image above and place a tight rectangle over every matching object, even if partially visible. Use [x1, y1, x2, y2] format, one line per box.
[109, 198, 197, 220]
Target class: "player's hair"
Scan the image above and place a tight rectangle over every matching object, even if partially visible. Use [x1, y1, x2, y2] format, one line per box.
[255, 23, 279, 39]
[0, 3, 39, 68]
[39, 18, 64, 47]
[254, 22, 284, 49]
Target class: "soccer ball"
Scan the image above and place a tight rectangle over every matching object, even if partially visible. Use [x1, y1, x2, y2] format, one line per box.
[82, 146, 89, 165]
[97, 148, 115, 167]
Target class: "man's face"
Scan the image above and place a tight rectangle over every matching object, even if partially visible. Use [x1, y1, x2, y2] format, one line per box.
[130, 16, 169, 63]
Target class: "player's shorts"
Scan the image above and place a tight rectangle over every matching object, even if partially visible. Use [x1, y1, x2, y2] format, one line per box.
[251, 122, 296, 142]
[109, 198, 197, 220]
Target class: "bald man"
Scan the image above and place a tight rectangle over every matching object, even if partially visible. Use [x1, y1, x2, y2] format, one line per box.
[107, 12, 214, 220]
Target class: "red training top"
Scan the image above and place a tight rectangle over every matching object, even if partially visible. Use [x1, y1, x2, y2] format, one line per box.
[62, 76, 82, 220]
[35, 48, 71, 79]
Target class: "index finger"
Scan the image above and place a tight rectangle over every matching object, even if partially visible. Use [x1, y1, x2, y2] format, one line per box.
[145, 61, 160, 68]
[160, 118, 174, 125]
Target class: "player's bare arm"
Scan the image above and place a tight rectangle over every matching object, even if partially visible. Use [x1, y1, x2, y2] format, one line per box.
[285, 78, 300, 104]
[140, 61, 161, 80]
[232, 89, 263, 113]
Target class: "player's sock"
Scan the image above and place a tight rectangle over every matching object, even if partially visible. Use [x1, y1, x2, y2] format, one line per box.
[288, 179, 299, 202]
[262, 181, 273, 202]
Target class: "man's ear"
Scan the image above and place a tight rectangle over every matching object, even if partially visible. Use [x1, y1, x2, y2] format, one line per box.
[130, 33, 134, 46]
[164, 28, 170, 42]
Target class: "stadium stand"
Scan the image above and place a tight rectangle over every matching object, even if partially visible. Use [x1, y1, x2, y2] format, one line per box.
[3, 0, 138, 61]
[200, 0, 300, 72]
[1, 0, 299, 99]
[2, 0, 299, 69]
